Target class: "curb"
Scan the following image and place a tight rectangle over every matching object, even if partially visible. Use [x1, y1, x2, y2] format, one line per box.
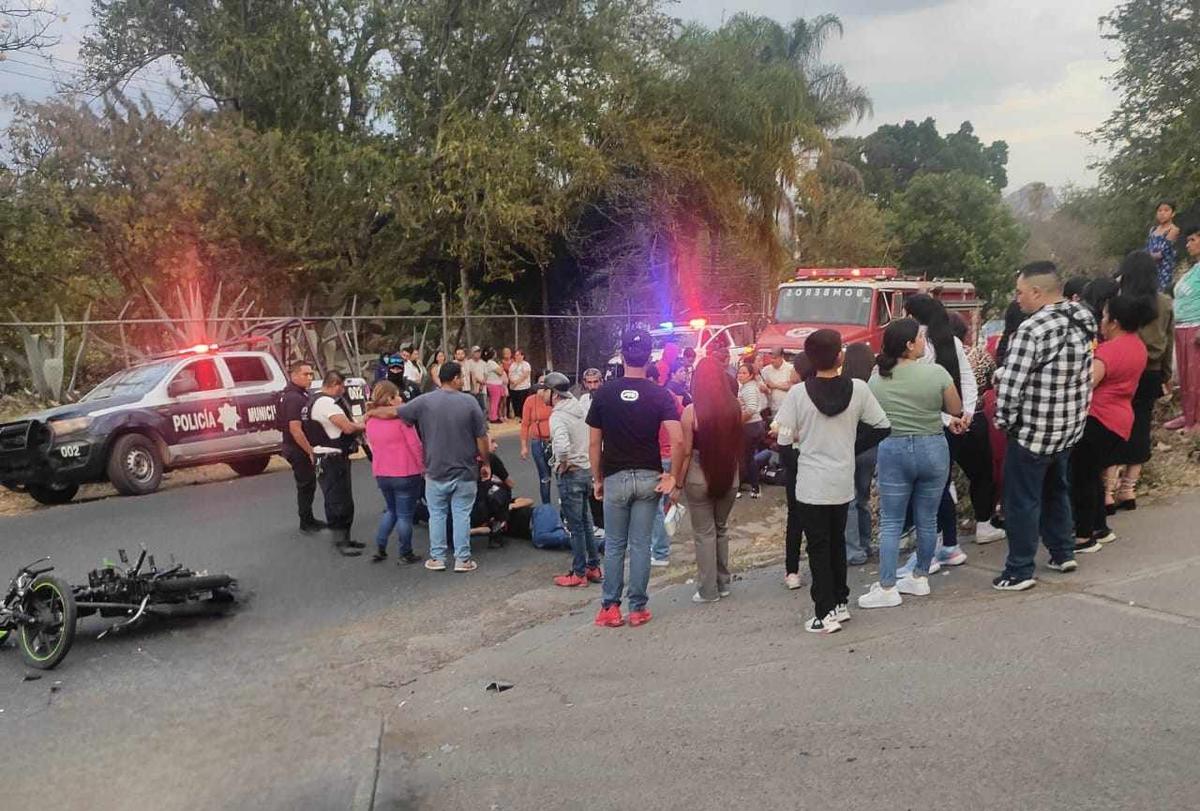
[350, 716, 385, 811]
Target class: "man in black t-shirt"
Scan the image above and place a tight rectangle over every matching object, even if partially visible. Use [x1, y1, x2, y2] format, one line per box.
[586, 329, 683, 628]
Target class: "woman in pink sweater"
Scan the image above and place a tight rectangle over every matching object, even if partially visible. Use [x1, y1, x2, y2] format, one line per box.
[365, 381, 425, 564]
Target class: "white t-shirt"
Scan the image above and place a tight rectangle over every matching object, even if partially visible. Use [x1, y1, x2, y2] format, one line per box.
[310, 397, 344, 441]
[403, 360, 423, 384]
[485, 360, 506, 386]
[920, 336, 977, 424]
[760, 362, 794, 413]
[774, 379, 890, 504]
[508, 360, 532, 391]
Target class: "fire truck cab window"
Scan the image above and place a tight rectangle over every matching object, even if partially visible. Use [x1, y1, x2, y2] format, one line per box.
[775, 285, 872, 326]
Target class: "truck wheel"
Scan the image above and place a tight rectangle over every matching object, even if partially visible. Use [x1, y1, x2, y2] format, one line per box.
[107, 433, 163, 496]
[228, 456, 270, 477]
[27, 482, 80, 505]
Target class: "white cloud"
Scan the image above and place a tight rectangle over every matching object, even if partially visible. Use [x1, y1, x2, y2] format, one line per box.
[674, 0, 1121, 191]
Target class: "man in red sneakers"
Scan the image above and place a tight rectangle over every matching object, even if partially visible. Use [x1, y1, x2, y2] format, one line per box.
[544, 372, 602, 588]
[588, 329, 683, 627]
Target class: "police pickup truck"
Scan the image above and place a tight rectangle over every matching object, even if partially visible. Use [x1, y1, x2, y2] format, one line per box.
[0, 348, 368, 505]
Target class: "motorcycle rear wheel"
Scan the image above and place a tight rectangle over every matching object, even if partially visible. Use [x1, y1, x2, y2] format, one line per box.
[19, 576, 77, 670]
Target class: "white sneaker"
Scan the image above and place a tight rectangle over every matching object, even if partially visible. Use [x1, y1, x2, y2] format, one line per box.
[593, 527, 606, 540]
[784, 573, 803, 590]
[650, 557, 670, 568]
[897, 554, 941, 578]
[857, 583, 902, 609]
[897, 575, 930, 596]
[1094, 530, 1117, 544]
[974, 521, 1006, 544]
[691, 591, 720, 603]
[804, 612, 842, 634]
[833, 603, 851, 623]
[937, 546, 968, 566]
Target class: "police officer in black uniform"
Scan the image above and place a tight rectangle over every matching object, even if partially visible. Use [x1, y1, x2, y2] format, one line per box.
[280, 361, 324, 534]
[301, 370, 367, 556]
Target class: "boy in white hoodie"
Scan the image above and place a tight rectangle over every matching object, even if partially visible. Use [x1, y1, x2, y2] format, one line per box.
[775, 330, 891, 634]
[545, 371, 601, 587]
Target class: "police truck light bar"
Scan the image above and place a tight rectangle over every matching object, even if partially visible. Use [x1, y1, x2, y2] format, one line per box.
[794, 267, 898, 280]
[178, 343, 219, 355]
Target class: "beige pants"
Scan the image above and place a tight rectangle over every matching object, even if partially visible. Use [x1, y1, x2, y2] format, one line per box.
[684, 463, 736, 600]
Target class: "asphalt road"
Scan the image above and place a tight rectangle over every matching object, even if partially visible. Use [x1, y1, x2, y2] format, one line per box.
[0, 434, 567, 808]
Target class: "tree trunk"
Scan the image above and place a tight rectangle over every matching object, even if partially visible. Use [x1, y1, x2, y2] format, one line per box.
[540, 267, 554, 370]
[459, 264, 473, 347]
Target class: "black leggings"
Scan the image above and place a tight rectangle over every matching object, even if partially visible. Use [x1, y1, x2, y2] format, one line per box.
[781, 446, 804, 575]
[948, 412, 997, 523]
[1070, 417, 1120, 539]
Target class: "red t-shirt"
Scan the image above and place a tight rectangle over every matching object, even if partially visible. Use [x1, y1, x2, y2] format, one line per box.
[1090, 332, 1147, 440]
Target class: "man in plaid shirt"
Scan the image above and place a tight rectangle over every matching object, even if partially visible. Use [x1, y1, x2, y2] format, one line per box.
[992, 261, 1096, 591]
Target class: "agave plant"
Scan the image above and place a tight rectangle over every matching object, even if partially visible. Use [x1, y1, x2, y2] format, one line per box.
[2, 306, 67, 401]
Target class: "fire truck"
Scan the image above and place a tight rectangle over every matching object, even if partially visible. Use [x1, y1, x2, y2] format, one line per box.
[755, 267, 982, 356]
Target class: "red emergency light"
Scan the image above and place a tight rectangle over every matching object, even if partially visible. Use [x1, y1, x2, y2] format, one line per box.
[794, 267, 898, 280]
[178, 343, 218, 355]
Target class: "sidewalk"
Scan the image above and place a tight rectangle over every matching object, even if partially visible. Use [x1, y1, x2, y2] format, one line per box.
[371, 496, 1200, 810]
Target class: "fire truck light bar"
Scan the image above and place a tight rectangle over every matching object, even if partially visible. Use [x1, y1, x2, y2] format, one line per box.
[794, 267, 898, 280]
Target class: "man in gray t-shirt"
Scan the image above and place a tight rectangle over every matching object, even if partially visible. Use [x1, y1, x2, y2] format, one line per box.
[371, 361, 489, 572]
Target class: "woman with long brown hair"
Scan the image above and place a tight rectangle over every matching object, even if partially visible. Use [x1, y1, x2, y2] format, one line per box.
[674, 358, 745, 603]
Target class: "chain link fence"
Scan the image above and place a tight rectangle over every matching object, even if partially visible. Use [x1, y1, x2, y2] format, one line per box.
[0, 309, 767, 403]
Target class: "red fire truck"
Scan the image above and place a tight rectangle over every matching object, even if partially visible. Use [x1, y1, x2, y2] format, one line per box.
[755, 267, 982, 356]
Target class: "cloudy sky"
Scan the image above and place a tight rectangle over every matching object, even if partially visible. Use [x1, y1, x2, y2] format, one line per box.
[674, 0, 1122, 192]
[2, 0, 1119, 192]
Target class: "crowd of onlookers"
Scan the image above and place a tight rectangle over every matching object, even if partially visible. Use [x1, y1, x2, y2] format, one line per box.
[276, 201, 1200, 636]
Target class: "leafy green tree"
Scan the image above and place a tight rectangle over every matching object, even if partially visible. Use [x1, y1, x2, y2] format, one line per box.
[837, 118, 1008, 204]
[1083, 0, 1200, 256]
[887, 172, 1026, 307]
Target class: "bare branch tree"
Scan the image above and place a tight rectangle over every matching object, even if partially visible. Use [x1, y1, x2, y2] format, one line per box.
[0, 2, 60, 54]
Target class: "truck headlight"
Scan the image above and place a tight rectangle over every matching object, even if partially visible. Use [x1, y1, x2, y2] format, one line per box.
[49, 417, 92, 437]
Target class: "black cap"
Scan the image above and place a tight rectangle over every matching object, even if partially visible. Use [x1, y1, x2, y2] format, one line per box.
[622, 329, 652, 352]
[536, 371, 574, 395]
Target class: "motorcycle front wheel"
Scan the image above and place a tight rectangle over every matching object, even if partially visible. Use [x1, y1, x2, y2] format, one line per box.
[18, 575, 77, 670]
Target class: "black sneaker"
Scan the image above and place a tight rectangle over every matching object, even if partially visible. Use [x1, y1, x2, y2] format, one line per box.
[335, 543, 363, 557]
[343, 539, 366, 549]
[299, 521, 325, 535]
[371, 549, 387, 563]
[1047, 558, 1077, 573]
[399, 552, 423, 565]
[1074, 538, 1102, 554]
[993, 574, 1036, 591]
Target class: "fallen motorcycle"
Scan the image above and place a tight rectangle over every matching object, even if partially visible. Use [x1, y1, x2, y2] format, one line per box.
[74, 547, 236, 639]
[1, 547, 235, 670]
[0, 557, 77, 670]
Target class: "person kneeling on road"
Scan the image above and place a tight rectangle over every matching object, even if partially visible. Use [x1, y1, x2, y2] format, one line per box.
[301, 370, 367, 556]
[543, 371, 601, 588]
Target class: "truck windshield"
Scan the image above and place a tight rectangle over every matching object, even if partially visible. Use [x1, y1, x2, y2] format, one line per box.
[653, 330, 700, 350]
[775, 286, 872, 326]
[82, 361, 174, 401]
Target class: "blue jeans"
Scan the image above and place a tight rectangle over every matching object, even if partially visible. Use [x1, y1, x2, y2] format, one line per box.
[425, 475, 477, 563]
[650, 457, 671, 561]
[877, 435, 950, 587]
[374, 474, 422, 555]
[558, 468, 599, 575]
[844, 446, 877, 563]
[601, 469, 660, 611]
[531, 438, 553, 505]
[1002, 438, 1075, 580]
